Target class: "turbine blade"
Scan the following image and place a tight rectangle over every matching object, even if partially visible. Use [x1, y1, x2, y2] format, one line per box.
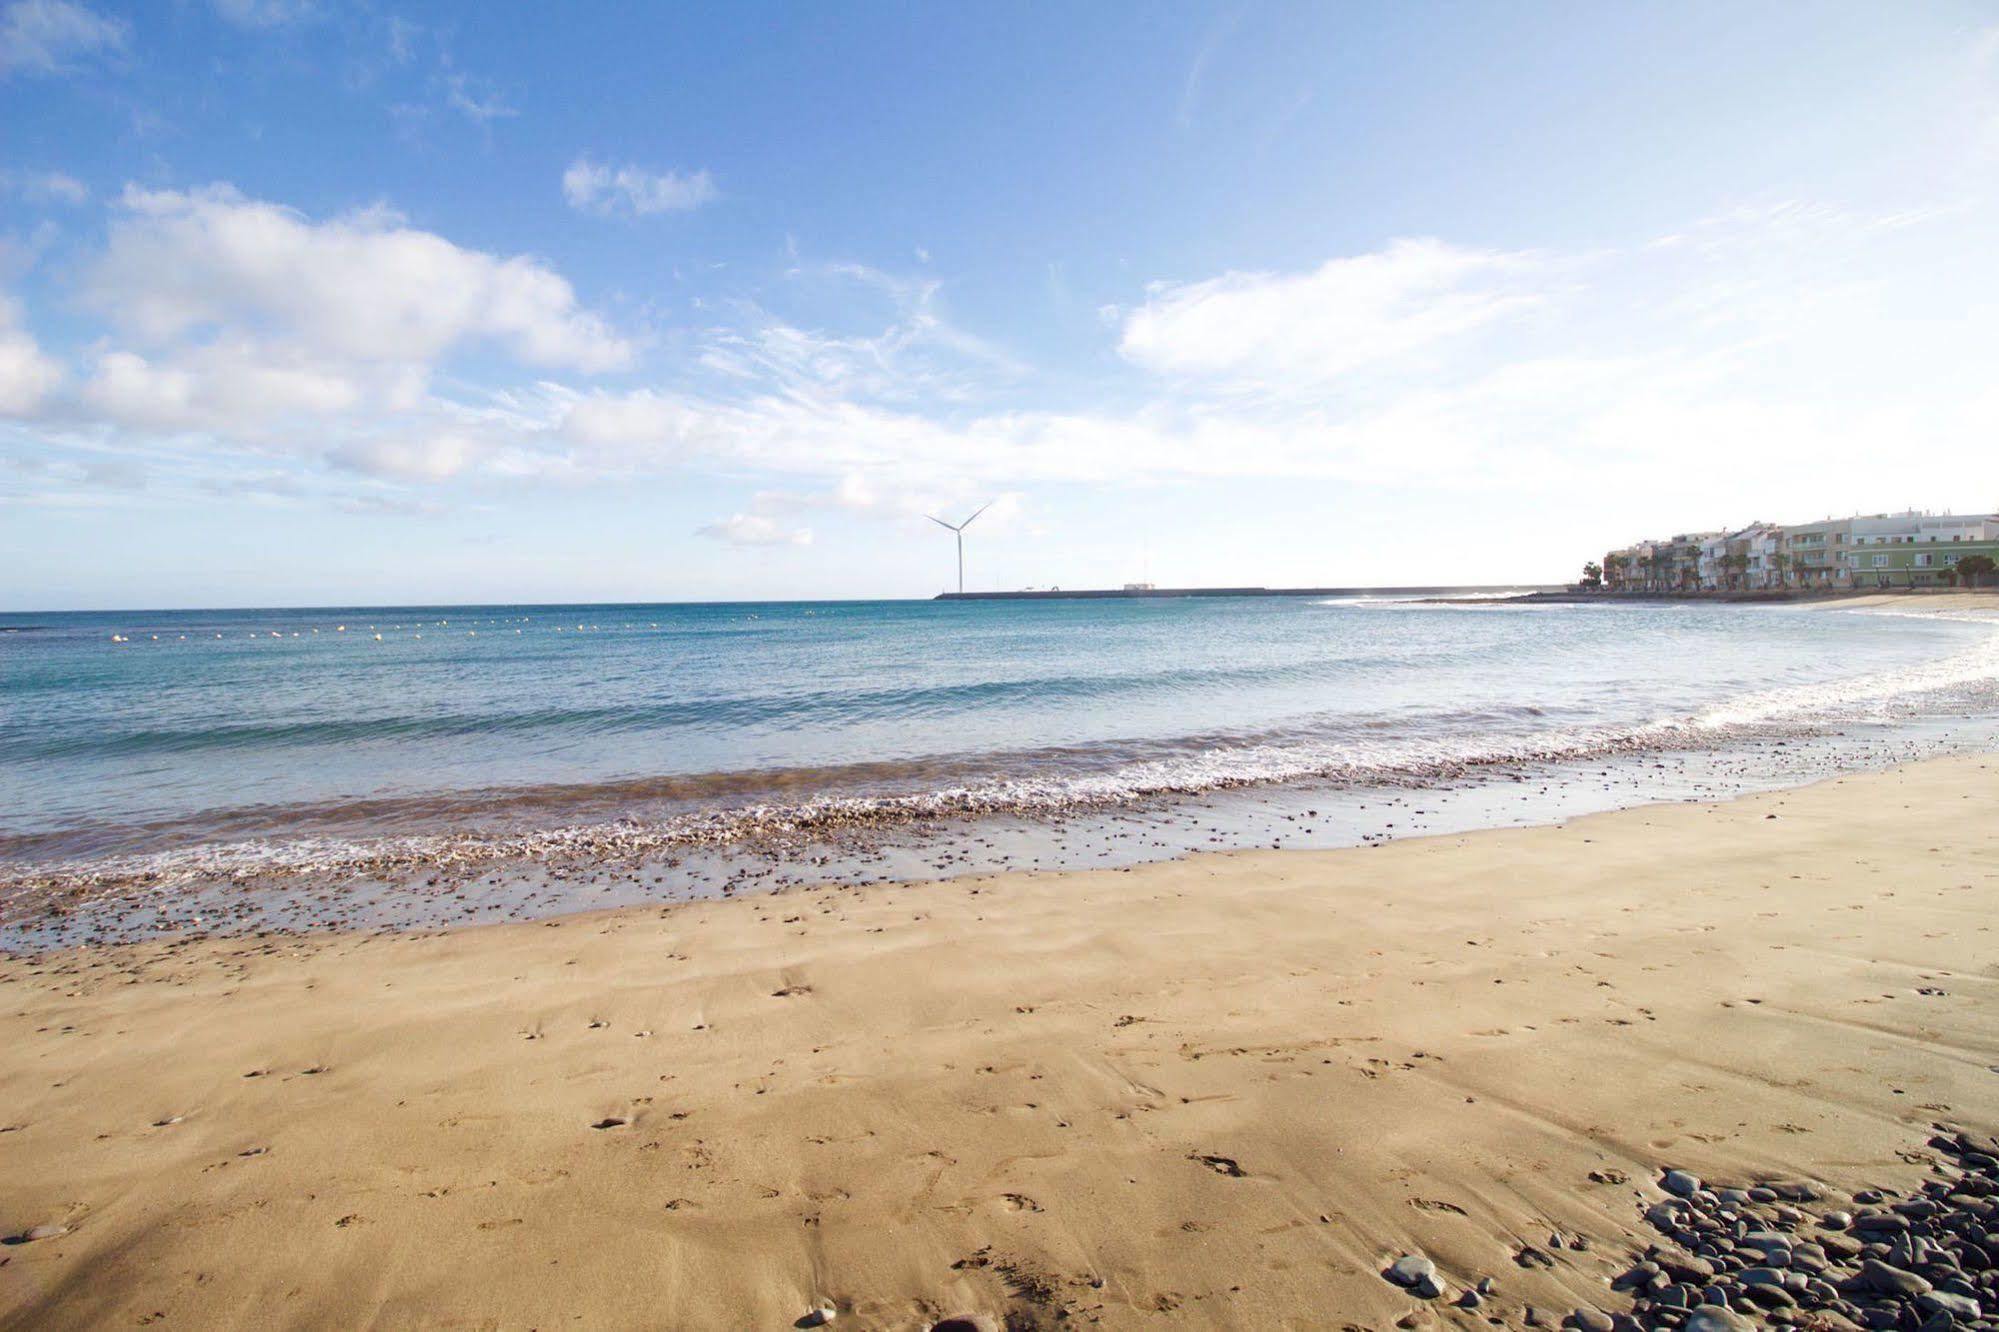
[959, 500, 994, 529]
[926, 515, 958, 531]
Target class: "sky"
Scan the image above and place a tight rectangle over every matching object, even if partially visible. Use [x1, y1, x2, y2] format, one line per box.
[2, 1, 1997, 609]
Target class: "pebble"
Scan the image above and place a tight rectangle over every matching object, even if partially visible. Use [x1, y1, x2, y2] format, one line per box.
[1858, 1257, 1931, 1296]
[1606, 1130, 1999, 1331]
[1568, 1308, 1614, 1332]
[1386, 1254, 1436, 1288]
[798, 1306, 838, 1327]
[1918, 1290, 1979, 1320]
[929, 1317, 1000, 1332]
[1663, 1170, 1702, 1198]
[1683, 1308, 1754, 1332]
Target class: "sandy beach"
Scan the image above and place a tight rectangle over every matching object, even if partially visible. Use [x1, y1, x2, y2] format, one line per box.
[3, 754, 1997, 1329]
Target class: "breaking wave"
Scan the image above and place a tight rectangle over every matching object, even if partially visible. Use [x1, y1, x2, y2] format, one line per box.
[7, 613, 1995, 901]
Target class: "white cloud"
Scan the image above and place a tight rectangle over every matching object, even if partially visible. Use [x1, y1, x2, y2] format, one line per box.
[8, 186, 1998, 554]
[1118, 238, 1540, 388]
[0, 168, 87, 203]
[0, 0, 125, 75]
[82, 343, 381, 433]
[563, 158, 718, 218]
[0, 295, 60, 416]
[330, 433, 483, 482]
[87, 184, 631, 372]
[697, 512, 813, 547]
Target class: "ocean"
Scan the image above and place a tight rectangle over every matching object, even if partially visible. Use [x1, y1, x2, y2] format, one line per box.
[4, 596, 1997, 948]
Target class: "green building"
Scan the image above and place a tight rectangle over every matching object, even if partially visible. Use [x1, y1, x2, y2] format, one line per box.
[1845, 535, 1999, 588]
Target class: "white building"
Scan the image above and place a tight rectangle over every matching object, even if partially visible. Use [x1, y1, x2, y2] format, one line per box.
[1743, 525, 1784, 588]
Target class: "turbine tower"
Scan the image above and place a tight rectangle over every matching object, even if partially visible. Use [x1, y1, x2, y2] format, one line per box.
[928, 501, 992, 595]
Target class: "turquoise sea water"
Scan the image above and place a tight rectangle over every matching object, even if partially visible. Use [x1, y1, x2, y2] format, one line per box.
[3, 597, 1996, 898]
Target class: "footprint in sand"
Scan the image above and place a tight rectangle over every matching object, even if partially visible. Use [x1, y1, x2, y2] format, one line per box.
[999, 1193, 1042, 1212]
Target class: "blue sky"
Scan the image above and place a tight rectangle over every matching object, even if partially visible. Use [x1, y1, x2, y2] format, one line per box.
[3, 1, 1997, 608]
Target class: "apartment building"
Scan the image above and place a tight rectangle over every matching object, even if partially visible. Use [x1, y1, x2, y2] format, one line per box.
[1600, 511, 1999, 591]
[1842, 513, 1999, 588]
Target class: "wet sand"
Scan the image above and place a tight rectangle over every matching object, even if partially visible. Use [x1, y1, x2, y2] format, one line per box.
[2, 755, 1996, 1329]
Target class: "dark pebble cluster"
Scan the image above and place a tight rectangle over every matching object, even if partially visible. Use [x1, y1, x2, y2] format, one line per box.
[1608, 1129, 1999, 1330]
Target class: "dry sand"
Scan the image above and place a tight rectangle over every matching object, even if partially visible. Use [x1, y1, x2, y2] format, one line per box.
[3, 755, 1996, 1329]
[1806, 591, 1999, 612]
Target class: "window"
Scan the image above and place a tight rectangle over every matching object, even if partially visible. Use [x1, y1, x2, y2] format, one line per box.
[1870, 554, 1888, 568]
[1914, 554, 1932, 567]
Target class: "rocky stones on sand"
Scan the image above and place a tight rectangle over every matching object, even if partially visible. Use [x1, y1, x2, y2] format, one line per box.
[1662, 1170, 1702, 1198]
[796, 1305, 838, 1327]
[1644, 1201, 1688, 1229]
[1852, 1210, 1908, 1234]
[1654, 1251, 1714, 1284]
[1856, 1257, 1931, 1296]
[1566, 1307, 1614, 1332]
[1605, 1129, 1998, 1331]
[1918, 1289, 1980, 1320]
[1612, 1260, 1660, 1291]
[1386, 1254, 1436, 1288]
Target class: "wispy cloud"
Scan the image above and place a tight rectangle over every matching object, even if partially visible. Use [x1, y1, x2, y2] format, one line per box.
[1118, 238, 1543, 390]
[442, 68, 514, 124]
[0, 168, 87, 203]
[696, 512, 812, 547]
[6, 173, 1995, 545]
[209, 0, 316, 29]
[563, 158, 718, 218]
[0, 0, 126, 76]
[1177, 8, 1240, 129]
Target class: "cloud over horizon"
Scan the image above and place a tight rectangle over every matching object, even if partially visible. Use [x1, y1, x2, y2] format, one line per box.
[7, 177, 1996, 548]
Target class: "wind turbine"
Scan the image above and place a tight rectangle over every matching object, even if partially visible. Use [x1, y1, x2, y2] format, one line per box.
[928, 501, 992, 595]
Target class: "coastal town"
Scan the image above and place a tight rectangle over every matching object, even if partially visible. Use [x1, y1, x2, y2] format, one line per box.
[1592, 509, 1999, 592]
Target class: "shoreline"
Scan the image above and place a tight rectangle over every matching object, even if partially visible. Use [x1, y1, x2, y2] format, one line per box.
[9, 592, 1995, 958]
[1503, 590, 1999, 608]
[10, 700, 1996, 955]
[4, 754, 1997, 1327]
[10, 596, 1998, 954]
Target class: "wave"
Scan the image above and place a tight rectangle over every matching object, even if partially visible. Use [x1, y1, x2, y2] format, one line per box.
[6, 617, 1995, 900]
[0, 651, 1450, 761]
